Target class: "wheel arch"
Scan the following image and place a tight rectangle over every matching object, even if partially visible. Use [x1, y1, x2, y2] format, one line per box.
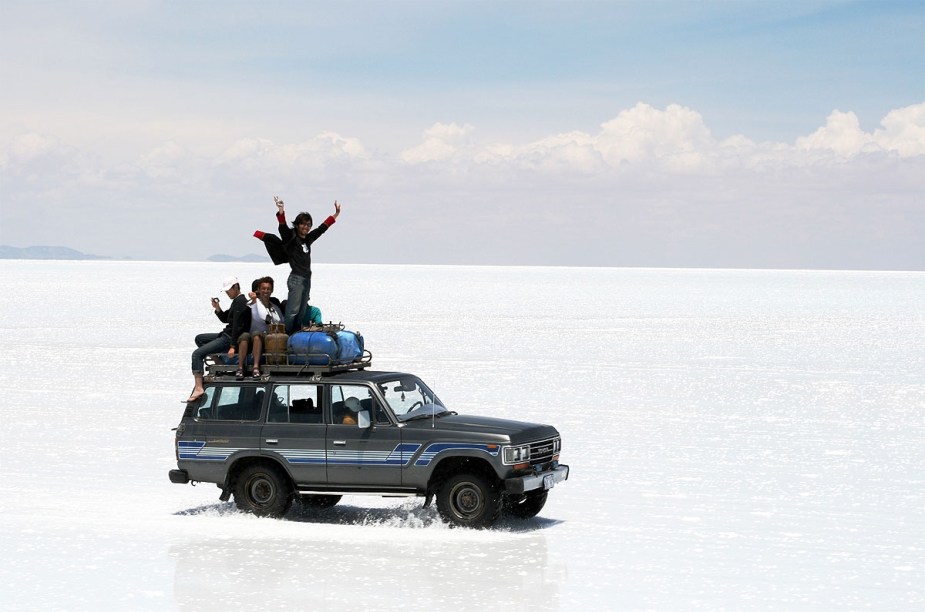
[426, 456, 500, 496]
[224, 454, 293, 492]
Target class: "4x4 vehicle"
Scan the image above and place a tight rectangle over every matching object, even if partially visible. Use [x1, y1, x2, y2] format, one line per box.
[170, 359, 569, 528]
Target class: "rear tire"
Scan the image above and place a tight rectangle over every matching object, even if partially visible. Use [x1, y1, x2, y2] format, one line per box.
[436, 472, 501, 528]
[233, 463, 292, 517]
[299, 494, 342, 509]
[503, 489, 548, 519]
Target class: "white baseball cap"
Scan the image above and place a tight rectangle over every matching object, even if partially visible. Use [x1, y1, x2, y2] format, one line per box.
[222, 276, 239, 291]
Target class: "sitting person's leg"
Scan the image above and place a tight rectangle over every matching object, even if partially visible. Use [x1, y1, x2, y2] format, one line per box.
[251, 333, 265, 377]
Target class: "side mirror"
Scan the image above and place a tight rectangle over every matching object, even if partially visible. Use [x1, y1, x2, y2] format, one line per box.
[357, 410, 371, 429]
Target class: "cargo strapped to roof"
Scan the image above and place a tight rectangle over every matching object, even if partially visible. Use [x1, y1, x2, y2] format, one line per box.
[204, 350, 372, 380]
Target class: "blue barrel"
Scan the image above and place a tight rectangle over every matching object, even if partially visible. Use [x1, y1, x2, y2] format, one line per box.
[288, 331, 338, 365]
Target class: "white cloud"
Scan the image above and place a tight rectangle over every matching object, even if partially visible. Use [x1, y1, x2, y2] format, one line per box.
[12, 133, 57, 160]
[137, 141, 190, 180]
[216, 132, 368, 173]
[400, 122, 474, 163]
[595, 103, 713, 170]
[874, 103, 925, 157]
[398, 102, 925, 176]
[796, 103, 925, 157]
[796, 110, 874, 156]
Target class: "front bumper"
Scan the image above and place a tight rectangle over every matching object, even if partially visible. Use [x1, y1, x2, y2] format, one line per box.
[504, 463, 569, 495]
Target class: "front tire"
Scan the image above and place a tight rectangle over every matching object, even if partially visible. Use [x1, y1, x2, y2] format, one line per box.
[436, 473, 501, 528]
[233, 463, 292, 517]
[503, 489, 548, 519]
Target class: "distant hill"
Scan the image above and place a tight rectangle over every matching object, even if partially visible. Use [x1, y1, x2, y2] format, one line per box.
[0, 245, 110, 260]
[207, 253, 270, 263]
[0, 245, 271, 262]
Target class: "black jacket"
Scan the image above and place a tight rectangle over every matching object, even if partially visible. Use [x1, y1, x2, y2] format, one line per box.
[259, 212, 336, 272]
[215, 294, 252, 343]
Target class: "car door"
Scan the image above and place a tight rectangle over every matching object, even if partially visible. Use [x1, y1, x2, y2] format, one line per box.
[260, 382, 327, 486]
[326, 383, 402, 487]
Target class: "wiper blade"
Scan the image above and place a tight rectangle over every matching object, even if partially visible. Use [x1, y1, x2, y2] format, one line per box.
[403, 413, 433, 422]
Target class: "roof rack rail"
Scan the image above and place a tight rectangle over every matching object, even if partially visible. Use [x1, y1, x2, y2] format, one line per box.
[204, 350, 372, 380]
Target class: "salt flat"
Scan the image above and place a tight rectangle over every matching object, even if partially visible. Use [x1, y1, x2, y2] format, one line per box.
[1, 260, 922, 610]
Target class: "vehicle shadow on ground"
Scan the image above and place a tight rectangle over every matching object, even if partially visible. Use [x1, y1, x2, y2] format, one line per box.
[174, 500, 563, 531]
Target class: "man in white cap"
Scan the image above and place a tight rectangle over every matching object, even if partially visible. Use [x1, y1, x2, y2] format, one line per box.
[185, 276, 251, 402]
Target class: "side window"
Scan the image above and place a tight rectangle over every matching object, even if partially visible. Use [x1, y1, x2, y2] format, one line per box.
[268, 384, 322, 424]
[201, 386, 264, 421]
[331, 384, 390, 425]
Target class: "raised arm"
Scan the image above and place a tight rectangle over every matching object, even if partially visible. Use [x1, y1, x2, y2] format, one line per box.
[274, 195, 287, 226]
[274, 195, 293, 241]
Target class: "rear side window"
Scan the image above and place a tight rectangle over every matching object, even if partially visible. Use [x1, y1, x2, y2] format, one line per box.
[196, 386, 264, 421]
[268, 384, 323, 424]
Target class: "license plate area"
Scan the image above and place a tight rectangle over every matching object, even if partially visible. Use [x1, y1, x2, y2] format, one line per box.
[543, 474, 556, 490]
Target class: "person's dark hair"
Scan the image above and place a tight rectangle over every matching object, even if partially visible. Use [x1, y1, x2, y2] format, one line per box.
[293, 212, 313, 227]
[251, 278, 261, 293]
[258, 276, 274, 291]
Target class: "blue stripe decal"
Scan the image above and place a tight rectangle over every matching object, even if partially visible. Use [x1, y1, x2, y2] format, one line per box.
[415, 443, 499, 466]
[393, 443, 422, 465]
[275, 444, 423, 467]
[178, 440, 241, 462]
[277, 449, 326, 465]
[179, 441, 432, 467]
[324, 442, 423, 467]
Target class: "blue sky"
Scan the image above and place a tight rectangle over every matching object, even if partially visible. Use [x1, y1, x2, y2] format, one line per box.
[1, 0, 923, 268]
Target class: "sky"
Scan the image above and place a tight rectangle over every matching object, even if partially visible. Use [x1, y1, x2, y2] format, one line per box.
[1, 0, 923, 270]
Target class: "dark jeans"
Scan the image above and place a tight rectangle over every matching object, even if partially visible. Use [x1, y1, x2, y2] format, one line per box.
[284, 272, 311, 334]
[191, 332, 231, 373]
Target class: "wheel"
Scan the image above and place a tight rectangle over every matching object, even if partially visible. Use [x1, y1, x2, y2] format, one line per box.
[233, 463, 293, 517]
[299, 494, 342, 509]
[435, 472, 501, 528]
[503, 489, 548, 519]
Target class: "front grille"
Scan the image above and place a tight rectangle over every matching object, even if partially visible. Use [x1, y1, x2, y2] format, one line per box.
[529, 436, 559, 465]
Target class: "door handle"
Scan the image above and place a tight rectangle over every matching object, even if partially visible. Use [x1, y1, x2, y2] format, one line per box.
[332, 440, 347, 446]
[265, 439, 278, 445]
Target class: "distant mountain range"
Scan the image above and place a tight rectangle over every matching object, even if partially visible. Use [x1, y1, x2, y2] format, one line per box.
[0, 245, 268, 262]
[0, 245, 111, 260]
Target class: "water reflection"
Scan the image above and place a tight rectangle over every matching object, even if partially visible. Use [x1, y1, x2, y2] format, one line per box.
[170, 508, 564, 610]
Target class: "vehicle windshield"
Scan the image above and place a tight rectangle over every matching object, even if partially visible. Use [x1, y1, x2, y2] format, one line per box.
[377, 376, 449, 422]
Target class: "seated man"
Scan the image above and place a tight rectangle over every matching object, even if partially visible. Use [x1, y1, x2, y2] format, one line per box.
[236, 276, 284, 378]
[341, 397, 361, 425]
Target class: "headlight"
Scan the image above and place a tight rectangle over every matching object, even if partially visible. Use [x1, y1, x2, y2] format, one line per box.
[503, 444, 531, 464]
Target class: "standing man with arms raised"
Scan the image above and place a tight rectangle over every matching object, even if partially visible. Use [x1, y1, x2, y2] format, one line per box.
[254, 196, 341, 334]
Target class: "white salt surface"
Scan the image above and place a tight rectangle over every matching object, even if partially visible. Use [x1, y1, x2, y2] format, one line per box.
[1, 260, 923, 610]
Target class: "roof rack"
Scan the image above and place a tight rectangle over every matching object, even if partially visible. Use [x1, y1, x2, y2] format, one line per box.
[204, 350, 373, 381]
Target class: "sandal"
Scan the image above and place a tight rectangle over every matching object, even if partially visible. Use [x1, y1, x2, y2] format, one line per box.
[252, 369, 262, 379]
[183, 392, 204, 403]
[235, 369, 244, 380]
